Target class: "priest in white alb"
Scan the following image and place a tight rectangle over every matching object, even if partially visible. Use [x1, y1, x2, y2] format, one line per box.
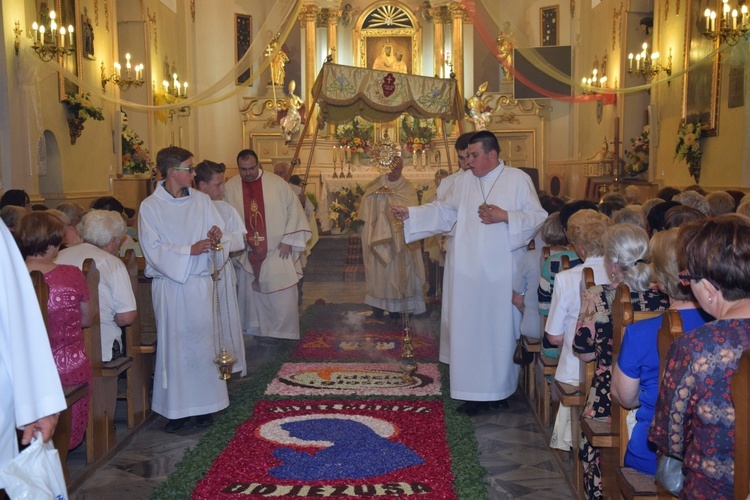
[360, 155, 426, 318]
[225, 149, 311, 340]
[391, 131, 547, 416]
[138, 146, 230, 432]
[194, 159, 248, 377]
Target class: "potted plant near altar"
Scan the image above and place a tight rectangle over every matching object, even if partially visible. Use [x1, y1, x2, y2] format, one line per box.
[335, 117, 373, 165]
[675, 121, 703, 183]
[401, 117, 436, 166]
[328, 184, 365, 234]
[62, 92, 104, 145]
[121, 125, 154, 176]
[624, 125, 649, 178]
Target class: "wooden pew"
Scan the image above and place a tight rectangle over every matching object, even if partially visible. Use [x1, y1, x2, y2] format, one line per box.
[28, 271, 88, 484]
[534, 255, 572, 427]
[655, 310, 684, 500]
[608, 286, 662, 500]
[520, 241, 542, 401]
[81, 259, 133, 464]
[135, 256, 157, 354]
[732, 350, 749, 500]
[118, 250, 153, 428]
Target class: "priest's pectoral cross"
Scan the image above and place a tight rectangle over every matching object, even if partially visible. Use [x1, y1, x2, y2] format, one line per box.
[249, 231, 265, 246]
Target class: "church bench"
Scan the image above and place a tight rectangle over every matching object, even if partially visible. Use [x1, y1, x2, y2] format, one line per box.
[579, 284, 662, 499]
[533, 253, 572, 428]
[611, 309, 686, 500]
[521, 335, 540, 401]
[81, 259, 133, 464]
[610, 286, 662, 499]
[29, 270, 89, 483]
[732, 350, 749, 500]
[118, 250, 154, 429]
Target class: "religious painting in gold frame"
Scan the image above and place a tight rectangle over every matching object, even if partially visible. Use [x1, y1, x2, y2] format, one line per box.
[682, 0, 720, 135]
[39, 0, 82, 101]
[354, 3, 422, 76]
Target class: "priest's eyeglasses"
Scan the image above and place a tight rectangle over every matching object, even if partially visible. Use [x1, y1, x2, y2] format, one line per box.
[678, 270, 703, 287]
[173, 166, 195, 174]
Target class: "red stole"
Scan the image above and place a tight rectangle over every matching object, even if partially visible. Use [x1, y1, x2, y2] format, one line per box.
[241, 177, 268, 277]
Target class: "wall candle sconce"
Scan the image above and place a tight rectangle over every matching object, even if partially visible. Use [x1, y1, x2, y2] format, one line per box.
[101, 54, 145, 91]
[627, 43, 672, 81]
[24, 10, 75, 62]
[703, 0, 749, 45]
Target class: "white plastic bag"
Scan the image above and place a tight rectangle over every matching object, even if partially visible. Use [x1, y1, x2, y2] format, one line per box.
[0, 435, 68, 499]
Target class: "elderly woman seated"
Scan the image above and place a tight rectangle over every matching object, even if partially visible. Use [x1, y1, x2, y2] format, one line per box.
[611, 228, 712, 476]
[545, 209, 611, 452]
[650, 215, 750, 498]
[17, 211, 93, 450]
[56, 209, 137, 362]
[573, 223, 669, 498]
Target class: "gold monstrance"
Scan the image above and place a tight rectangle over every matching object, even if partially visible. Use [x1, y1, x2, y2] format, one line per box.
[210, 241, 237, 379]
[368, 133, 401, 195]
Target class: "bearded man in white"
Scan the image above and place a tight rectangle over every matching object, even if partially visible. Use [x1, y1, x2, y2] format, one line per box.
[225, 149, 311, 340]
[391, 131, 547, 416]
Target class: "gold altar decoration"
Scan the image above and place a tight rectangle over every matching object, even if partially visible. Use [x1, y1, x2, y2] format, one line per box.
[354, 4, 422, 76]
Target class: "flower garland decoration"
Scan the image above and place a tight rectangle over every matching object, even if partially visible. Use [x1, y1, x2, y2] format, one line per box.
[62, 92, 104, 121]
[675, 121, 703, 183]
[335, 117, 373, 155]
[328, 184, 365, 232]
[121, 125, 154, 174]
[624, 125, 649, 177]
[401, 117, 436, 153]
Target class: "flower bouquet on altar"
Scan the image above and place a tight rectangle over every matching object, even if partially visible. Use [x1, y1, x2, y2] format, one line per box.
[328, 184, 365, 233]
[335, 117, 373, 159]
[402, 117, 436, 153]
[121, 125, 154, 175]
[675, 121, 703, 182]
[624, 125, 649, 177]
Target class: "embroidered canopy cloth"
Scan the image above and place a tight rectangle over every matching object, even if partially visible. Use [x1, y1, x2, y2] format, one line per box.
[311, 63, 463, 125]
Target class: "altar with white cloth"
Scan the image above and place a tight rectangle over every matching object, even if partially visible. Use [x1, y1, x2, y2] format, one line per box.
[318, 169, 439, 232]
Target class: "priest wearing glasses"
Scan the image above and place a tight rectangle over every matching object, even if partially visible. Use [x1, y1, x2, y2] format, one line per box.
[391, 131, 547, 416]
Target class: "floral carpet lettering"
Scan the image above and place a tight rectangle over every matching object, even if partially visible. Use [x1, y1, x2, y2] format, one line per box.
[192, 399, 455, 498]
[291, 330, 438, 361]
[265, 362, 441, 396]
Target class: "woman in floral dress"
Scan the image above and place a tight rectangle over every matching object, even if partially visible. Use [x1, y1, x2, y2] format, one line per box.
[573, 223, 668, 498]
[18, 212, 93, 449]
[650, 215, 750, 498]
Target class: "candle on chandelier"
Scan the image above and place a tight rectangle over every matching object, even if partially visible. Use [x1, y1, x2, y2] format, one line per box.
[163, 80, 169, 93]
[742, 5, 749, 26]
[126, 53, 132, 78]
[732, 9, 738, 29]
[705, 8, 711, 30]
[711, 11, 717, 31]
[628, 52, 633, 69]
[723, 0, 730, 23]
[59, 27, 66, 47]
[38, 25, 45, 44]
[183, 82, 188, 97]
[49, 11, 56, 38]
[32, 22, 38, 42]
[68, 25, 73, 45]
[114, 62, 121, 78]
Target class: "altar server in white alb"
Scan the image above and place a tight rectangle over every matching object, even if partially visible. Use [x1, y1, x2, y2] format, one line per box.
[0, 220, 66, 480]
[391, 131, 547, 416]
[138, 147, 230, 433]
[194, 159, 248, 376]
[225, 149, 311, 340]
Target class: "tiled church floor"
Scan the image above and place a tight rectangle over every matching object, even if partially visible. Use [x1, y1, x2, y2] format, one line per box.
[70, 280, 576, 499]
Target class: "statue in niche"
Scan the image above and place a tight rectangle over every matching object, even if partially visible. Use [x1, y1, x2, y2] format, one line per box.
[280, 80, 303, 143]
[496, 21, 515, 83]
[373, 42, 396, 71]
[467, 82, 493, 131]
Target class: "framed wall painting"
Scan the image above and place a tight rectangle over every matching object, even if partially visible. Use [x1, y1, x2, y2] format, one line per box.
[50, 0, 82, 101]
[682, 0, 720, 135]
[540, 5, 559, 46]
[235, 14, 253, 86]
